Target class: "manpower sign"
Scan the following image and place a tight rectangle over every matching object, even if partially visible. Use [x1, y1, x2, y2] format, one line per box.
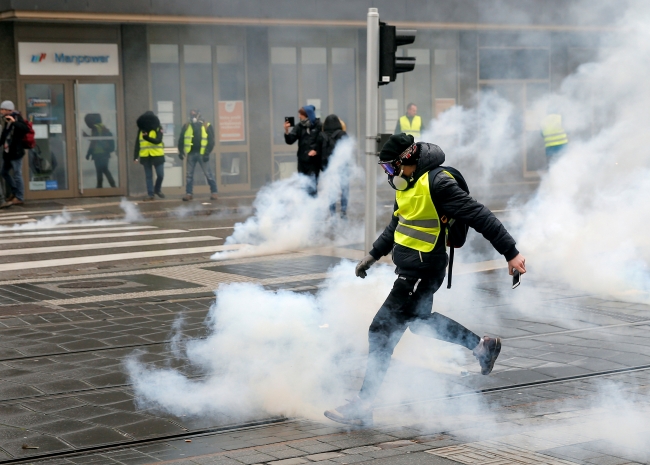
[18, 43, 119, 76]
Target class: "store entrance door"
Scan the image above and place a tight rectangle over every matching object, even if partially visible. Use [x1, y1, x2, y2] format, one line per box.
[74, 82, 122, 195]
[21, 79, 126, 199]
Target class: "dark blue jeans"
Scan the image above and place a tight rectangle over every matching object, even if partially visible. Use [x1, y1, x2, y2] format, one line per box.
[186, 153, 217, 194]
[141, 158, 164, 196]
[1, 157, 25, 201]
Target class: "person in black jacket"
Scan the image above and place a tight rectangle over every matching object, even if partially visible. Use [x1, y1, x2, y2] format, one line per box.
[84, 113, 116, 189]
[284, 105, 321, 196]
[318, 114, 349, 217]
[0, 101, 29, 208]
[134, 111, 165, 201]
[324, 134, 527, 426]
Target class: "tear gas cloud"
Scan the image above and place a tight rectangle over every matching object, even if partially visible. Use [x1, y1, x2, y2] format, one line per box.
[0, 198, 142, 231]
[211, 137, 364, 259]
[127, 261, 470, 420]
[128, 0, 650, 456]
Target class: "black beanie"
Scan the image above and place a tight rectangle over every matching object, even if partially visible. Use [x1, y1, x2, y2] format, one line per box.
[379, 134, 416, 163]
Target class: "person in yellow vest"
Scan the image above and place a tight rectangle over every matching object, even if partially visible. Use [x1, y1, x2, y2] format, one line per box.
[324, 134, 527, 426]
[394, 103, 422, 139]
[177, 109, 218, 201]
[134, 111, 165, 201]
[541, 113, 569, 160]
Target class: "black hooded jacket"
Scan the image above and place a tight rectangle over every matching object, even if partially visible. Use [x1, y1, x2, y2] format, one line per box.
[134, 111, 164, 161]
[370, 142, 519, 278]
[284, 118, 322, 164]
[318, 115, 347, 169]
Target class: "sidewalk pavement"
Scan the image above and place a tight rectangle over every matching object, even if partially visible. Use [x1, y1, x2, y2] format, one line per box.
[0, 250, 648, 464]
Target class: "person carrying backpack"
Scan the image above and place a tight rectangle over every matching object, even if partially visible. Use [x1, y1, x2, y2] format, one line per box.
[318, 114, 348, 218]
[324, 133, 527, 427]
[84, 113, 116, 189]
[0, 101, 30, 208]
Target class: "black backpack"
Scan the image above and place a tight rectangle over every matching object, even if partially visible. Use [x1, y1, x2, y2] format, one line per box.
[431, 166, 470, 289]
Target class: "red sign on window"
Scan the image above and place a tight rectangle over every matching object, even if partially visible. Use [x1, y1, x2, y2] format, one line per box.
[218, 101, 245, 142]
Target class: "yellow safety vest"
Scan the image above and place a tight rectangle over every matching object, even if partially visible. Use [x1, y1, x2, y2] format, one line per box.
[399, 115, 422, 138]
[183, 123, 210, 155]
[139, 130, 164, 157]
[394, 171, 442, 253]
[541, 114, 568, 148]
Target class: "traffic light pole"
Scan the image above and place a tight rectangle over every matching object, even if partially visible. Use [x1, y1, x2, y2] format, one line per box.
[364, 8, 379, 254]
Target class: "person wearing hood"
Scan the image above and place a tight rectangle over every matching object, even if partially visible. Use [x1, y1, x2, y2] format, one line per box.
[318, 114, 348, 217]
[284, 105, 322, 196]
[134, 111, 165, 201]
[84, 113, 116, 189]
[324, 134, 527, 427]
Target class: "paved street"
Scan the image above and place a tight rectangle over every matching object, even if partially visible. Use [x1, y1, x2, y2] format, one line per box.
[0, 199, 648, 464]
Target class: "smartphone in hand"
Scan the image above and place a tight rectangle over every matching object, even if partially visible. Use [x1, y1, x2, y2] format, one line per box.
[512, 269, 521, 289]
[285, 116, 295, 127]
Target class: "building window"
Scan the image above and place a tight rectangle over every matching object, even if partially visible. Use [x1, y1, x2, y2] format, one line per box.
[184, 45, 214, 125]
[331, 48, 356, 136]
[150, 44, 181, 148]
[479, 48, 550, 80]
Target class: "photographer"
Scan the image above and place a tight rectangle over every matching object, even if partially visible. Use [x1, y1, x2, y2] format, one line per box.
[284, 105, 321, 196]
[0, 101, 29, 208]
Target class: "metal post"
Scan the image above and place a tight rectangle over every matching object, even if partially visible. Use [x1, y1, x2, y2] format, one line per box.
[364, 8, 379, 253]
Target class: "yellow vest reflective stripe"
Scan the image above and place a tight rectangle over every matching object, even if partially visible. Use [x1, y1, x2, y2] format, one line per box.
[139, 130, 164, 157]
[541, 114, 569, 148]
[399, 115, 422, 138]
[183, 123, 210, 155]
[394, 171, 442, 253]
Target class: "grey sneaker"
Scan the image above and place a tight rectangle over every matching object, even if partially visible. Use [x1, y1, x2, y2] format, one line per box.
[324, 396, 373, 427]
[182, 194, 193, 201]
[142, 196, 155, 202]
[472, 336, 501, 375]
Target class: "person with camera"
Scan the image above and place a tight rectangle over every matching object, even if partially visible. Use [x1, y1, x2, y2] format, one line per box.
[177, 109, 218, 201]
[284, 105, 321, 196]
[0, 101, 29, 208]
[324, 134, 526, 427]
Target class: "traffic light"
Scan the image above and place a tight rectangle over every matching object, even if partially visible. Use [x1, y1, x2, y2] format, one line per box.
[378, 22, 416, 86]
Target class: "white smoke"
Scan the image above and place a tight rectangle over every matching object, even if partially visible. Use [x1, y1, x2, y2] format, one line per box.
[420, 92, 519, 185]
[0, 209, 73, 231]
[120, 197, 145, 222]
[127, 261, 470, 420]
[211, 137, 363, 259]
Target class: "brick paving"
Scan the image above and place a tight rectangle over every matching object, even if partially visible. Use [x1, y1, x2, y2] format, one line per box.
[0, 250, 648, 463]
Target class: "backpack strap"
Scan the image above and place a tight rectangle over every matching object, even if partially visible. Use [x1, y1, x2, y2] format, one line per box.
[429, 166, 457, 289]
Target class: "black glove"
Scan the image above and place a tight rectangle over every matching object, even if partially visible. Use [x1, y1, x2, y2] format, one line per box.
[85, 154, 91, 160]
[202, 155, 210, 163]
[355, 254, 377, 279]
[178, 153, 185, 161]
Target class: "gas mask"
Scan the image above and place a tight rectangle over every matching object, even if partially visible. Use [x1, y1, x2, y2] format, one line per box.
[190, 110, 200, 124]
[379, 144, 418, 191]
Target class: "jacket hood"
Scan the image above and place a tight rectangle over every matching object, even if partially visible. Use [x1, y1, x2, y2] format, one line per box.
[323, 114, 342, 133]
[136, 111, 161, 132]
[413, 143, 445, 181]
[302, 105, 317, 126]
[84, 113, 102, 128]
